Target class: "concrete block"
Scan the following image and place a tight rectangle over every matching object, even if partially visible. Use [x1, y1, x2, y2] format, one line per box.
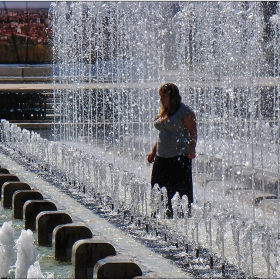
[207, 156, 225, 176]
[2, 182, 31, 208]
[230, 167, 280, 195]
[53, 223, 93, 263]
[0, 174, 20, 196]
[193, 153, 210, 173]
[72, 237, 116, 279]
[13, 190, 44, 219]
[0, 67, 22, 76]
[23, 66, 52, 77]
[24, 200, 57, 231]
[0, 168, 10, 174]
[134, 273, 159, 279]
[229, 165, 253, 187]
[253, 169, 280, 196]
[194, 154, 225, 176]
[36, 211, 72, 247]
[93, 256, 142, 279]
[254, 193, 277, 205]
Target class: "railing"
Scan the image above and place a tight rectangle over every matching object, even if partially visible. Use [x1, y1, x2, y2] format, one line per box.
[0, 92, 46, 121]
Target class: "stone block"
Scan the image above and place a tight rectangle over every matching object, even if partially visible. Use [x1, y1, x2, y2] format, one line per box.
[0, 174, 20, 196]
[253, 169, 280, 196]
[24, 200, 57, 231]
[53, 223, 93, 263]
[134, 273, 159, 279]
[13, 190, 44, 219]
[229, 165, 253, 187]
[2, 182, 31, 208]
[193, 153, 210, 173]
[230, 168, 280, 195]
[23, 66, 52, 77]
[0, 67, 22, 76]
[36, 211, 72, 247]
[254, 193, 277, 205]
[0, 168, 10, 174]
[207, 156, 224, 176]
[72, 237, 116, 279]
[194, 154, 225, 176]
[93, 256, 142, 279]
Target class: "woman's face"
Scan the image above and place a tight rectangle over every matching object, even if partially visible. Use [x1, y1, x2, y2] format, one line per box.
[159, 91, 170, 109]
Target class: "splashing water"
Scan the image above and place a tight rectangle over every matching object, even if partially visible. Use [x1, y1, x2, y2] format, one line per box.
[14, 229, 38, 279]
[1, 1, 280, 278]
[0, 222, 16, 278]
[27, 261, 54, 279]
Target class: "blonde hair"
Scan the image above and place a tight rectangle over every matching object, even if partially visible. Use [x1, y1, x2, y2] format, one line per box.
[155, 83, 182, 122]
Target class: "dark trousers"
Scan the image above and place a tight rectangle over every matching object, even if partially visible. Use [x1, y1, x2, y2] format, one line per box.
[151, 155, 193, 214]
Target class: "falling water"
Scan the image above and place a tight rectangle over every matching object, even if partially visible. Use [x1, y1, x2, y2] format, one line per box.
[49, 1, 279, 181]
[45, 1, 280, 277]
[1, 1, 280, 278]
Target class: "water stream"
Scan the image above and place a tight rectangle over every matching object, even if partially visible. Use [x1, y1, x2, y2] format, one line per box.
[1, 1, 280, 278]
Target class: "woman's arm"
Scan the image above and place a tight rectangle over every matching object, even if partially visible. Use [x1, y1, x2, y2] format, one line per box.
[184, 112, 197, 159]
[147, 142, 157, 163]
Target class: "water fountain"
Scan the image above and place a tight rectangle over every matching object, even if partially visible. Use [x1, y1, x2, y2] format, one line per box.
[0, 1, 280, 278]
[0, 213, 58, 279]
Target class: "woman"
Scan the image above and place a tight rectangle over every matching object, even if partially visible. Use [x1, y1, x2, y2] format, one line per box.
[147, 83, 197, 218]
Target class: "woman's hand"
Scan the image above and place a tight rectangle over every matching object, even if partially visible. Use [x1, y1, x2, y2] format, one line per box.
[186, 148, 196, 159]
[147, 151, 156, 163]
[147, 142, 157, 163]
[184, 112, 197, 160]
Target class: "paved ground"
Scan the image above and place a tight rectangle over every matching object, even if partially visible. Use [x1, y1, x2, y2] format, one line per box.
[0, 149, 192, 279]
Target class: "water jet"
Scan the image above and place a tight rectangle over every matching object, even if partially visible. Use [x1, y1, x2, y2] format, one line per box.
[0, 1, 280, 278]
